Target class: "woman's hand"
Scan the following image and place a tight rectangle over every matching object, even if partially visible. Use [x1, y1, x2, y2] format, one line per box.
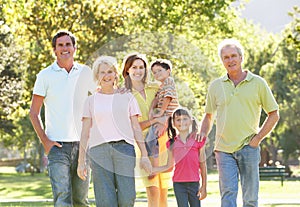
[155, 116, 168, 125]
[155, 123, 167, 137]
[140, 157, 152, 175]
[116, 87, 130, 94]
[77, 162, 88, 181]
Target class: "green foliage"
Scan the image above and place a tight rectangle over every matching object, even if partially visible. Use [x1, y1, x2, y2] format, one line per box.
[1, 0, 299, 166]
[5, 0, 137, 91]
[0, 6, 24, 140]
[286, 6, 300, 62]
[259, 7, 300, 162]
[85, 31, 218, 120]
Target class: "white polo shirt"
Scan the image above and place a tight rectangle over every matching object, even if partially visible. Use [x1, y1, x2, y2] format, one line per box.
[33, 61, 96, 142]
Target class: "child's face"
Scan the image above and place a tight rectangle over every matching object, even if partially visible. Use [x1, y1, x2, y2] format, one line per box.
[151, 65, 170, 82]
[173, 114, 192, 132]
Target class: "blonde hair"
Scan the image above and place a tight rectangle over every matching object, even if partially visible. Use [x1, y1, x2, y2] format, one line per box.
[92, 56, 119, 86]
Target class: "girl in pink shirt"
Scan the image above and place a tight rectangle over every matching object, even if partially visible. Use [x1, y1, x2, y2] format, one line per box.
[152, 108, 207, 207]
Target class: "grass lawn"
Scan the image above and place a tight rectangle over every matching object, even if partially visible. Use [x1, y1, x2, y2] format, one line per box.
[0, 166, 299, 207]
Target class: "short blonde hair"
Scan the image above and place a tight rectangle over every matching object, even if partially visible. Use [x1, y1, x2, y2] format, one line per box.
[92, 56, 119, 85]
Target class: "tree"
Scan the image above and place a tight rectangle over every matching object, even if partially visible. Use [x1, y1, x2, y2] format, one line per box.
[2, 0, 138, 169]
[255, 6, 300, 164]
[4, 0, 286, 169]
[273, 6, 300, 162]
[0, 4, 25, 144]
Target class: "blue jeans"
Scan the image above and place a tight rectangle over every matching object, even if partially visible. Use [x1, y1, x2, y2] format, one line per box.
[173, 182, 201, 207]
[145, 125, 159, 157]
[47, 142, 89, 207]
[215, 145, 261, 207]
[89, 140, 136, 207]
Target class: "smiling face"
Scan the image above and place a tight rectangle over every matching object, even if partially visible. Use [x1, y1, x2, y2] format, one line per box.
[173, 114, 192, 133]
[151, 65, 170, 82]
[220, 45, 243, 74]
[97, 63, 116, 88]
[127, 59, 146, 82]
[53, 35, 76, 63]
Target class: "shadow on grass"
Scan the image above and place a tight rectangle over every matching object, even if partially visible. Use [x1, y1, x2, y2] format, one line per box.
[0, 202, 53, 207]
[0, 173, 52, 199]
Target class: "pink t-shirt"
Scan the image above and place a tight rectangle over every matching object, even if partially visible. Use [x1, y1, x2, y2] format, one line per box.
[82, 92, 141, 148]
[167, 133, 206, 182]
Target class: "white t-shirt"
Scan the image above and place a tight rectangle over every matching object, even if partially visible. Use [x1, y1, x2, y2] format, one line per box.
[82, 92, 141, 148]
[33, 61, 96, 142]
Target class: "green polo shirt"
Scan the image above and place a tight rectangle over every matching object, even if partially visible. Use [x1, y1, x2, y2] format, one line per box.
[205, 71, 279, 153]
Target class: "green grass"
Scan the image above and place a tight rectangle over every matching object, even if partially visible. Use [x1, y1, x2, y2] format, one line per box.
[0, 167, 299, 207]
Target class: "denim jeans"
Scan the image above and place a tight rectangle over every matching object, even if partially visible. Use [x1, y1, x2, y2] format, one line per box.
[47, 142, 89, 207]
[145, 125, 159, 157]
[173, 182, 201, 207]
[89, 140, 136, 207]
[215, 145, 261, 207]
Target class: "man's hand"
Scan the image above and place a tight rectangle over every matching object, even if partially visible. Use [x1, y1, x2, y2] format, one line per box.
[43, 139, 62, 155]
[195, 132, 207, 142]
[249, 135, 261, 148]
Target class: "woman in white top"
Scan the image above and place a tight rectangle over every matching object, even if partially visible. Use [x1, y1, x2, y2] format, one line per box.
[77, 56, 152, 207]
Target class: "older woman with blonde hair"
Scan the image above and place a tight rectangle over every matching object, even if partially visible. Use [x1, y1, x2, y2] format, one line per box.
[77, 56, 152, 207]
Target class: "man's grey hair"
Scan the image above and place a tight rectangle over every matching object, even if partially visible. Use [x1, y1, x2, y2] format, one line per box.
[218, 38, 244, 61]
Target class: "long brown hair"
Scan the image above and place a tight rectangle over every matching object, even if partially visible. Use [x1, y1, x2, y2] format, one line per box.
[121, 53, 148, 90]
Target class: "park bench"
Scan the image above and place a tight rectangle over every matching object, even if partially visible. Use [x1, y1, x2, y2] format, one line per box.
[259, 166, 289, 186]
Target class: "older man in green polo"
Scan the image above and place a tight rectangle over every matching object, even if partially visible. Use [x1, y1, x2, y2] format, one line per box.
[199, 39, 279, 207]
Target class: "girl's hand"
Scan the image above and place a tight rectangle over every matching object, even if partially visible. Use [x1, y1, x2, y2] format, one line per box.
[197, 186, 207, 200]
[77, 162, 87, 181]
[148, 172, 157, 180]
[140, 157, 152, 174]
